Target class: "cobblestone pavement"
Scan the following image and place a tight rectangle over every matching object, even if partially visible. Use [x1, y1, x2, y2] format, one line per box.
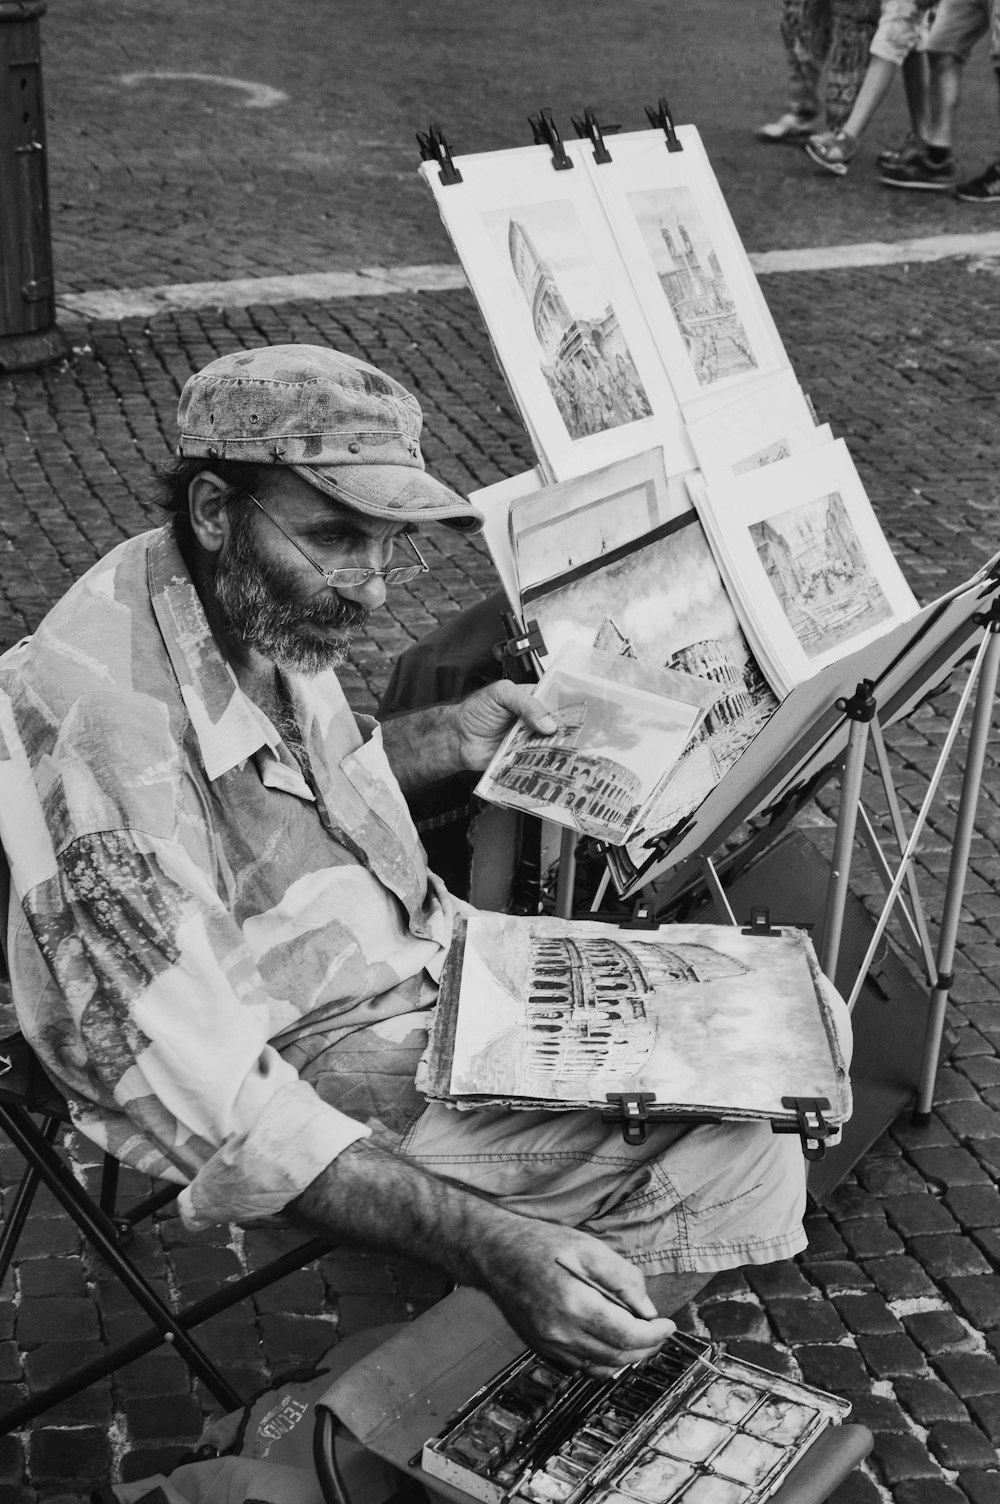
[2, 260, 1000, 1502]
[37, 0, 1000, 295]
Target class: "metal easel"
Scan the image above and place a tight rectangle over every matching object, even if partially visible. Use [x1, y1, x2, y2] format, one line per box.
[667, 587, 1000, 1122]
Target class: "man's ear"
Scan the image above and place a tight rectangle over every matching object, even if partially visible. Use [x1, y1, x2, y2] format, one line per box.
[188, 471, 231, 555]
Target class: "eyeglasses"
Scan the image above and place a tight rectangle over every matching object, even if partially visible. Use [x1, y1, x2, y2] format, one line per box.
[240, 492, 429, 587]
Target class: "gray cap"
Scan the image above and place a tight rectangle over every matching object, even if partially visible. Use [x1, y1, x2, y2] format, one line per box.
[176, 344, 484, 531]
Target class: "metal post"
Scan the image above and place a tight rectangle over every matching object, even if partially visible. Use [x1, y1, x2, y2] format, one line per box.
[0, 0, 67, 372]
[915, 617, 1000, 1119]
[819, 682, 875, 981]
[554, 825, 576, 918]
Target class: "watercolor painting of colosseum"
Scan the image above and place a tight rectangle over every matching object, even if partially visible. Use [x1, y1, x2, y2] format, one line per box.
[441, 915, 849, 1121]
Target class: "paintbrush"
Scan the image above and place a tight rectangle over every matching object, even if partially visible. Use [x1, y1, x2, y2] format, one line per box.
[553, 1258, 658, 1322]
[553, 1262, 724, 1381]
[668, 1329, 726, 1379]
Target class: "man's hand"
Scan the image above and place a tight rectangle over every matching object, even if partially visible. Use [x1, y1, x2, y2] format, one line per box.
[471, 1218, 675, 1376]
[380, 680, 556, 791]
[450, 680, 557, 771]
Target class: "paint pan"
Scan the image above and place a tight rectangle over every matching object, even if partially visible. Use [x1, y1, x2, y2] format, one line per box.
[421, 1332, 850, 1504]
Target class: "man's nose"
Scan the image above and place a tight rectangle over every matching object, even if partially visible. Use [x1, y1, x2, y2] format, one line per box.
[336, 574, 387, 611]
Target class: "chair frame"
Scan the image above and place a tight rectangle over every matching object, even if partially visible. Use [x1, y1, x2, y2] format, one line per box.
[0, 1030, 336, 1434]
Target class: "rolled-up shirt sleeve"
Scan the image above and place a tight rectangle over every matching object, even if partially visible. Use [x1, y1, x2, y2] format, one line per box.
[16, 826, 370, 1229]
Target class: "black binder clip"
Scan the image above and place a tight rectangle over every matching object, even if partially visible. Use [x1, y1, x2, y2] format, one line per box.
[644, 95, 683, 153]
[416, 121, 463, 186]
[570, 105, 616, 164]
[492, 613, 547, 672]
[621, 897, 659, 930]
[643, 815, 694, 855]
[741, 905, 780, 936]
[603, 1091, 657, 1146]
[774, 1096, 834, 1161]
[528, 107, 574, 171]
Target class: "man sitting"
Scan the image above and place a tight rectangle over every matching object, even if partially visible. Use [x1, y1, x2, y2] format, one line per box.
[0, 345, 808, 1377]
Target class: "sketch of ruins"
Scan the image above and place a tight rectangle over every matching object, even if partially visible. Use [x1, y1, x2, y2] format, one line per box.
[627, 186, 756, 387]
[489, 699, 642, 840]
[471, 932, 750, 1094]
[750, 490, 892, 657]
[486, 202, 652, 439]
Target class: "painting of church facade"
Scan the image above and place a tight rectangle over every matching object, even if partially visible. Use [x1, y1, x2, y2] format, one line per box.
[626, 186, 757, 387]
[750, 490, 892, 658]
[483, 201, 652, 439]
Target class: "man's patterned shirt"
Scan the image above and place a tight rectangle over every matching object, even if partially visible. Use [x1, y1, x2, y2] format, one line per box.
[0, 526, 456, 1228]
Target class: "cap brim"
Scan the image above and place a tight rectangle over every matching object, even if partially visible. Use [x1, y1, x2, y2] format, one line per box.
[292, 462, 484, 532]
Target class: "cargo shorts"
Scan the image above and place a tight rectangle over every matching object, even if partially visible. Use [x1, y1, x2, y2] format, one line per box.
[922, 0, 1000, 61]
[289, 1007, 829, 1277]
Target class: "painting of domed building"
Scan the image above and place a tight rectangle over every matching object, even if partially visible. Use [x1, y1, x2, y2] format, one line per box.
[484, 201, 652, 440]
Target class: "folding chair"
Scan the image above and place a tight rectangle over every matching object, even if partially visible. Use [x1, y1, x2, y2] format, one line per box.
[0, 1025, 337, 1435]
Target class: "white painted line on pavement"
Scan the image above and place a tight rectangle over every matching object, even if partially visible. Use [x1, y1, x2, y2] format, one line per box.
[118, 72, 288, 109]
[55, 231, 1000, 323]
[751, 229, 1000, 273]
[56, 267, 468, 322]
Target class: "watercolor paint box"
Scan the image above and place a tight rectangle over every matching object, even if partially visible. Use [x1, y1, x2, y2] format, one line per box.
[421, 1334, 851, 1504]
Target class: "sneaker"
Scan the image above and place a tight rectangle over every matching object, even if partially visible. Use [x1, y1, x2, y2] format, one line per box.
[875, 131, 925, 173]
[756, 110, 819, 143]
[955, 160, 1000, 201]
[878, 149, 956, 190]
[804, 129, 857, 175]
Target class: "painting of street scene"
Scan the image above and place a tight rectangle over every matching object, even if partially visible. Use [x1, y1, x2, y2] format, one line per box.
[750, 490, 893, 658]
[440, 916, 848, 1119]
[626, 186, 756, 387]
[477, 648, 710, 844]
[483, 199, 652, 439]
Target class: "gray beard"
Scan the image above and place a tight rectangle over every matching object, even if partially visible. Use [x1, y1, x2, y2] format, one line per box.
[212, 509, 370, 675]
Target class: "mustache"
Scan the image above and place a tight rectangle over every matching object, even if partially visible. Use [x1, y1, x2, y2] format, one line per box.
[293, 595, 370, 630]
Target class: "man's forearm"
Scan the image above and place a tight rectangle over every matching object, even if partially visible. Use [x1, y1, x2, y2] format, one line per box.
[378, 703, 464, 793]
[288, 1140, 676, 1373]
[378, 681, 556, 792]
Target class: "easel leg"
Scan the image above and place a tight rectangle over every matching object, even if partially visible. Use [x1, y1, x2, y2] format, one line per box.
[700, 855, 737, 925]
[915, 622, 1000, 1120]
[554, 826, 576, 919]
[820, 708, 871, 980]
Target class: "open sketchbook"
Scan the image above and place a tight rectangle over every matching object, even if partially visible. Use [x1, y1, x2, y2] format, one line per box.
[419, 913, 852, 1130]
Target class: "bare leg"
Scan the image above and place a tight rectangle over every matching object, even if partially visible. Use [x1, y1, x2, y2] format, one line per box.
[901, 46, 931, 139]
[646, 1270, 712, 1317]
[840, 55, 901, 140]
[923, 50, 964, 147]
